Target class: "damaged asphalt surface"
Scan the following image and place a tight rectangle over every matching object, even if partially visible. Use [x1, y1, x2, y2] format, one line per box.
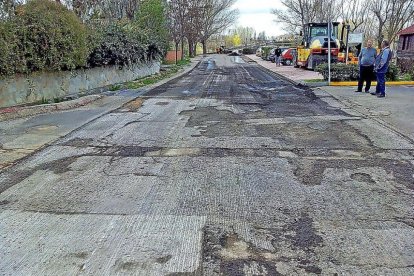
[1, 55, 414, 275]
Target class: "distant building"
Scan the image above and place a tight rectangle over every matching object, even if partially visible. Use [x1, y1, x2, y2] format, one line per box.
[274, 34, 297, 42]
[396, 24, 414, 72]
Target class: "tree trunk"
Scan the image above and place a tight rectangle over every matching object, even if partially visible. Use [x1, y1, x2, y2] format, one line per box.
[188, 40, 195, 58]
[377, 20, 384, 48]
[181, 38, 185, 61]
[175, 42, 179, 65]
[193, 42, 197, 57]
[202, 40, 207, 55]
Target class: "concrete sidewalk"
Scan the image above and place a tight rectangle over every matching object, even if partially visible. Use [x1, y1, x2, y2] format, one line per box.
[249, 53, 414, 142]
[247, 54, 323, 81]
[0, 57, 202, 171]
[318, 85, 414, 141]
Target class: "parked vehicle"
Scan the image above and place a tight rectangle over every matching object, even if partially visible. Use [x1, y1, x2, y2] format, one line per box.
[281, 48, 296, 65]
[269, 47, 288, 62]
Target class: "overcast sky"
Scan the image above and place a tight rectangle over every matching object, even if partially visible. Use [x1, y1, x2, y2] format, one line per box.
[233, 0, 285, 37]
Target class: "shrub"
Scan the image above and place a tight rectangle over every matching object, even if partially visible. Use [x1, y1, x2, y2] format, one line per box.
[0, 0, 164, 77]
[315, 62, 401, 82]
[134, 0, 168, 57]
[397, 57, 413, 74]
[88, 22, 147, 67]
[315, 63, 359, 81]
[400, 73, 413, 81]
[261, 47, 272, 59]
[88, 21, 163, 67]
[0, 21, 21, 76]
[386, 63, 399, 81]
[0, 0, 89, 76]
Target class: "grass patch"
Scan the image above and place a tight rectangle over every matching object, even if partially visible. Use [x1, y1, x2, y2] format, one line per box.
[162, 57, 191, 66]
[109, 84, 123, 91]
[110, 58, 192, 91]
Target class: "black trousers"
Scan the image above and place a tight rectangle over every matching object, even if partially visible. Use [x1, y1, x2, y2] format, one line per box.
[358, 65, 374, 92]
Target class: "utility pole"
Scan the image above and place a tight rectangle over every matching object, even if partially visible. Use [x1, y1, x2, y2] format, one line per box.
[328, 18, 331, 85]
[345, 24, 350, 65]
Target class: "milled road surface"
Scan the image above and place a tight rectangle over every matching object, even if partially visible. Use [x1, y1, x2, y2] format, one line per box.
[1, 55, 414, 275]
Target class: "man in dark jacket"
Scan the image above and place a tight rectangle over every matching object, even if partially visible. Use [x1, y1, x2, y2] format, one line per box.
[372, 40, 392, 98]
[356, 39, 376, 93]
[275, 47, 282, 67]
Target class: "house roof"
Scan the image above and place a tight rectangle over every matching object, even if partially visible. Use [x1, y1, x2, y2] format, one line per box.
[398, 24, 414, 35]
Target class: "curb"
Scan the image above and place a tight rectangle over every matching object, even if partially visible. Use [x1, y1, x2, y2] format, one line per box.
[121, 56, 203, 97]
[330, 81, 414, 86]
[0, 57, 203, 172]
[0, 57, 203, 122]
[0, 95, 103, 122]
[299, 81, 328, 87]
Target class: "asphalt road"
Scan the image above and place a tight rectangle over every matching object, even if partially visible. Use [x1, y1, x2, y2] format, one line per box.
[1, 55, 414, 275]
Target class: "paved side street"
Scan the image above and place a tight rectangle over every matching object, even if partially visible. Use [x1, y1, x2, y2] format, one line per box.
[1, 55, 414, 275]
[247, 54, 323, 81]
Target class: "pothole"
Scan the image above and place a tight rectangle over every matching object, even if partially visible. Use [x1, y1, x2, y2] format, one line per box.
[28, 125, 58, 133]
[350, 172, 376, 184]
[155, 102, 170, 106]
[119, 98, 144, 112]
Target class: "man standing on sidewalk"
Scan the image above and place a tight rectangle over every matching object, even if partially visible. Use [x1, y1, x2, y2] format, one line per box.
[372, 40, 392, 98]
[356, 39, 376, 93]
[275, 47, 282, 67]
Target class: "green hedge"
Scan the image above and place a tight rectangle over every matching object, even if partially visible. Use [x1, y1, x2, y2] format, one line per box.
[386, 64, 400, 81]
[315, 63, 400, 82]
[0, 0, 89, 76]
[0, 21, 20, 76]
[88, 21, 148, 67]
[315, 63, 359, 81]
[0, 0, 165, 77]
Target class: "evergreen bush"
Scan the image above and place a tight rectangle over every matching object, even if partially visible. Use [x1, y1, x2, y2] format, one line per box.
[315, 62, 401, 82]
[1, 0, 89, 76]
[87, 21, 149, 67]
[315, 63, 359, 81]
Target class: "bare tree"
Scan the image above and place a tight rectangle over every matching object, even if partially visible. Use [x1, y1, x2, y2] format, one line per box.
[372, 0, 414, 46]
[168, 0, 184, 62]
[198, 0, 238, 54]
[271, 0, 340, 33]
[235, 26, 254, 47]
[168, 0, 238, 57]
[183, 0, 203, 57]
[257, 31, 267, 41]
[340, 0, 372, 32]
[60, 0, 139, 21]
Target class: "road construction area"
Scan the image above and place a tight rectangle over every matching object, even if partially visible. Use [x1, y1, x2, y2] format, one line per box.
[247, 54, 323, 82]
[1, 55, 414, 275]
